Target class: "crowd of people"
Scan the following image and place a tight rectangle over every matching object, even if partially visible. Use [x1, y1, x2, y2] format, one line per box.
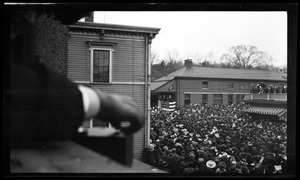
[143, 103, 287, 174]
[251, 83, 287, 94]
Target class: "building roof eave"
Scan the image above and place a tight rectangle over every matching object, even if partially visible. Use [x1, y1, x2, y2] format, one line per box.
[174, 76, 287, 82]
[70, 22, 161, 34]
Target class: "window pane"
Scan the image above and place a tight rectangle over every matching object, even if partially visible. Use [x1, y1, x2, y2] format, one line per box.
[105, 51, 110, 66]
[103, 66, 109, 81]
[93, 73, 99, 82]
[184, 94, 190, 105]
[93, 50, 98, 60]
[99, 66, 103, 74]
[99, 51, 104, 66]
[93, 51, 99, 66]
[93, 66, 99, 73]
[228, 94, 233, 104]
[104, 51, 109, 59]
[93, 50, 110, 82]
[202, 81, 208, 88]
[202, 94, 208, 104]
[94, 59, 99, 66]
[104, 57, 109, 66]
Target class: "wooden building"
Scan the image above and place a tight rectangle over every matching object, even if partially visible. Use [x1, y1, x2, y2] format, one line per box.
[67, 20, 160, 160]
[151, 59, 287, 107]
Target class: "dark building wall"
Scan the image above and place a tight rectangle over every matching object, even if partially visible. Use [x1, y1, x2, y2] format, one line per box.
[37, 14, 69, 76]
[175, 78, 287, 107]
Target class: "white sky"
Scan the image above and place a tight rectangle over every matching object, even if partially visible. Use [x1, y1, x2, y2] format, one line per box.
[93, 11, 287, 67]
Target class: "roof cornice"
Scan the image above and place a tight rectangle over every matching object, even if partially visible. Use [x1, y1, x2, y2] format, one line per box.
[174, 76, 287, 82]
[69, 22, 161, 34]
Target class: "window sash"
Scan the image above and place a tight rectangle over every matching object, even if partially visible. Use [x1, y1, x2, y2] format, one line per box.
[202, 81, 208, 89]
[91, 48, 111, 83]
[184, 94, 191, 105]
[228, 94, 233, 104]
[202, 94, 208, 104]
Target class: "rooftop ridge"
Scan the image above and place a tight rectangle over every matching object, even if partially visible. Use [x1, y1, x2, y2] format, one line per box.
[155, 65, 287, 81]
[191, 65, 285, 73]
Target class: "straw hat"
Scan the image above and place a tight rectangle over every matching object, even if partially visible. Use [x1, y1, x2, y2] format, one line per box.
[247, 141, 253, 146]
[206, 160, 216, 168]
[198, 158, 204, 163]
[148, 144, 154, 151]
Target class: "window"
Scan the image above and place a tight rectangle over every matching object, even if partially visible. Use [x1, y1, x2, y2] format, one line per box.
[202, 80, 208, 89]
[228, 82, 234, 89]
[228, 94, 233, 104]
[202, 94, 208, 104]
[91, 49, 111, 83]
[184, 94, 191, 105]
[213, 94, 223, 104]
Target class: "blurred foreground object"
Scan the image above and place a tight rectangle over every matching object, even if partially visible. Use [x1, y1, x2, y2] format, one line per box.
[10, 140, 166, 173]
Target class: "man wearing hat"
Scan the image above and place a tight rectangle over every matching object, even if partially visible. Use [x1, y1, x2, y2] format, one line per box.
[206, 160, 216, 169]
[247, 141, 253, 147]
[142, 144, 160, 167]
[241, 165, 250, 173]
[197, 157, 204, 165]
[215, 161, 227, 173]
[183, 165, 195, 173]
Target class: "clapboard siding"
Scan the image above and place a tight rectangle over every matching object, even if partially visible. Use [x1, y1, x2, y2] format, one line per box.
[90, 84, 146, 160]
[67, 36, 91, 82]
[67, 24, 159, 160]
[68, 35, 146, 83]
[111, 38, 146, 82]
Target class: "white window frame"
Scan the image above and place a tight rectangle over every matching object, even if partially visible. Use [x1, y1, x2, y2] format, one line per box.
[202, 94, 208, 104]
[202, 80, 208, 89]
[90, 47, 113, 84]
[184, 94, 191, 105]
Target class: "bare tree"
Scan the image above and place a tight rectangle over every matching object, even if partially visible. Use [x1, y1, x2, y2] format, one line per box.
[184, 51, 203, 64]
[203, 51, 217, 64]
[221, 45, 270, 69]
[192, 52, 203, 64]
[150, 50, 160, 64]
[166, 49, 182, 62]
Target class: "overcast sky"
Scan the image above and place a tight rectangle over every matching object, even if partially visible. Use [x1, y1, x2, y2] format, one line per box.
[93, 11, 287, 67]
